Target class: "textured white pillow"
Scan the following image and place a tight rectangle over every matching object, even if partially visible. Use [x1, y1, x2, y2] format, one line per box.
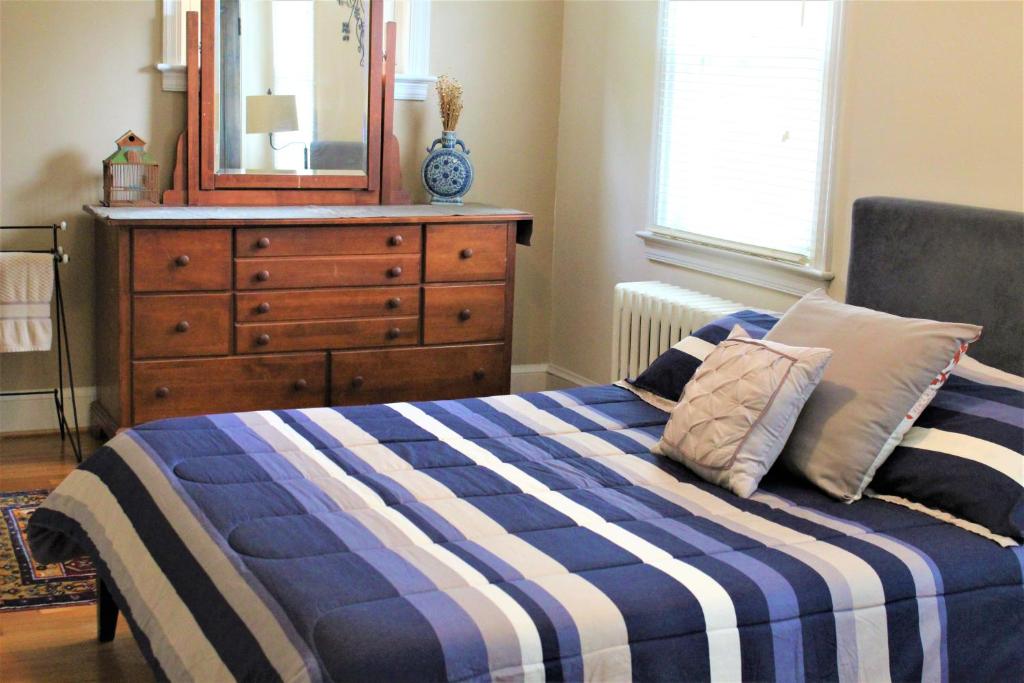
[654, 326, 832, 497]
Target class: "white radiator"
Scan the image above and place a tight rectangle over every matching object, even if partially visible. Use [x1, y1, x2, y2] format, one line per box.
[611, 282, 748, 381]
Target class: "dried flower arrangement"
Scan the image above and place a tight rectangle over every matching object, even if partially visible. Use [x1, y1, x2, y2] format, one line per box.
[422, 74, 473, 204]
[436, 75, 464, 132]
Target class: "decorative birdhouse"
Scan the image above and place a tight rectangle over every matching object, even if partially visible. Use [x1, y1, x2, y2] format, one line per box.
[102, 130, 160, 206]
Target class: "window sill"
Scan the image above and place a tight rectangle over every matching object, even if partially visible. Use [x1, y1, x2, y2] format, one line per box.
[157, 63, 186, 92]
[636, 230, 834, 296]
[394, 74, 436, 101]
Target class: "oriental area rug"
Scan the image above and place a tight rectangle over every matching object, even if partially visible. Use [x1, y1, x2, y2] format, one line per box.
[0, 489, 95, 610]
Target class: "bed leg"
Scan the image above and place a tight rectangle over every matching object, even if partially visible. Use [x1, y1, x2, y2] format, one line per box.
[97, 578, 119, 642]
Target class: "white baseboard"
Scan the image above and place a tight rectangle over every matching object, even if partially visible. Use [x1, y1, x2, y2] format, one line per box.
[0, 366, 597, 434]
[511, 363, 597, 391]
[510, 364, 551, 393]
[546, 363, 598, 388]
[511, 363, 550, 375]
[0, 386, 95, 435]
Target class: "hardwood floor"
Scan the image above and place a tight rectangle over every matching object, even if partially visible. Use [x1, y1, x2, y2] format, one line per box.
[0, 432, 153, 682]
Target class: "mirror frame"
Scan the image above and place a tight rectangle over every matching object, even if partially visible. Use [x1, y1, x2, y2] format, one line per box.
[194, 0, 385, 202]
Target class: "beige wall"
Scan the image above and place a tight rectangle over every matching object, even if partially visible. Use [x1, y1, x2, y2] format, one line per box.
[0, 0, 560, 405]
[395, 0, 562, 368]
[828, 0, 1024, 301]
[314, 0, 368, 143]
[1, 0, 1019, 409]
[1, 0, 185, 396]
[550, 0, 1024, 384]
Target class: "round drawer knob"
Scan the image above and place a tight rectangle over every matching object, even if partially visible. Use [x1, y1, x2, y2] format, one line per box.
[256, 270, 271, 282]
[175, 254, 190, 267]
[155, 386, 170, 399]
[387, 266, 403, 278]
[386, 327, 401, 340]
[175, 320, 190, 333]
[257, 302, 271, 314]
[460, 248, 474, 259]
[458, 308, 472, 321]
[256, 333, 271, 346]
[388, 235, 404, 247]
[293, 378, 308, 391]
[351, 376, 365, 389]
[256, 237, 271, 249]
[473, 369, 486, 381]
[386, 297, 401, 309]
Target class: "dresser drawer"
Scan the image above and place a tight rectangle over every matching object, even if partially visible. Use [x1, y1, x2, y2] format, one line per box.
[133, 229, 231, 292]
[235, 254, 421, 290]
[425, 224, 508, 282]
[423, 284, 506, 345]
[236, 225, 421, 257]
[235, 316, 418, 354]
[133, 353, 325, 423]
[133, 293, 231, 359]
[331, 343, 508, 405]
[236, 286, 419, 322]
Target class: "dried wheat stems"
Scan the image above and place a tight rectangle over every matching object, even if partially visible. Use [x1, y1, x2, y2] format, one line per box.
[436, 75, 464, 132]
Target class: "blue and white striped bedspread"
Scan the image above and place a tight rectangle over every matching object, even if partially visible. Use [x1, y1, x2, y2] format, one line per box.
[29, 386, 1024, 682]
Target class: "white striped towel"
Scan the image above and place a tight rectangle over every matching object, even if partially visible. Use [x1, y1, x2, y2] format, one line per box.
[0, 252, 53, 352]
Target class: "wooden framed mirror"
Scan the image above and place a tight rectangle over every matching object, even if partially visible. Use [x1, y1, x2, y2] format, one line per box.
[168, 0, 407, 205]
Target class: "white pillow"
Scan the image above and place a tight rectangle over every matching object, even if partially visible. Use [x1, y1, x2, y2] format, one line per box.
[763, 289, 981, 501]
[654, 326, 832, 497]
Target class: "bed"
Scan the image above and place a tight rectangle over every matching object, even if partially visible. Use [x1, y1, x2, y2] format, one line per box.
[28, 197, 1024, 682]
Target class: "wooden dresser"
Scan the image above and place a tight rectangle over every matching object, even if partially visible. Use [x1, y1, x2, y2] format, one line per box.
[87, 203, 532, 436]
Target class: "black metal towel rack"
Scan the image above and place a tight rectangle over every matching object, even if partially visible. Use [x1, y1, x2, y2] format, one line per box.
[0, 221, 82, 462]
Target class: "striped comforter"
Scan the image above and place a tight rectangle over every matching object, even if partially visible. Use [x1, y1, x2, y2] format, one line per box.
[29, 387, 1024, 682]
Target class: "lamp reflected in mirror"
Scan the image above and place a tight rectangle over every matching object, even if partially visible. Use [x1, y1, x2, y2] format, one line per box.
[216, 0, 370, 177]
[246, 91, 309, 170]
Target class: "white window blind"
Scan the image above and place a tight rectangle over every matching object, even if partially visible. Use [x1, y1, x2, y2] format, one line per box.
[653, 1, 840, 265]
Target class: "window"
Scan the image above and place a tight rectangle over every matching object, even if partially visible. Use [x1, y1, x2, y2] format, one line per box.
[158, 0, 201, 91]
[383, 0, 435, 100]
[650, 0, 842, 272]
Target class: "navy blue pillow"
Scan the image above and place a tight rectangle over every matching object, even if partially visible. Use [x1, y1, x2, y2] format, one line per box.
[627, 310, 779, 401]
[870, 364, 1024, 542]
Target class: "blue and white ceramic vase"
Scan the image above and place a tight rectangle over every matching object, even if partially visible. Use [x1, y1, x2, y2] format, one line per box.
[421, 131, 474, 205]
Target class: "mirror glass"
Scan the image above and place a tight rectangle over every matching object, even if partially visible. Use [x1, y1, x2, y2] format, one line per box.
[215, 0, 370, 175]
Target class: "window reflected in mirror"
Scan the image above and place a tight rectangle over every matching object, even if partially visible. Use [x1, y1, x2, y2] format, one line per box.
[216, 0, 370, 175]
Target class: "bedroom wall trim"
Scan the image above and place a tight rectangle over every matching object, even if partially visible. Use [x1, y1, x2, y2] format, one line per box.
[0, 369, 581, 434]
[510, 364, 594, 392]
[547, 363, 596, 388]
[394, 75, 437, 101]
[1, 386, 96, 435]
[637, 230, 835, 296]
[0, 368, 588, 434]
[512, 363, 550, 375]
[156, 63, 186, 92]
[510, 364, 550, 393]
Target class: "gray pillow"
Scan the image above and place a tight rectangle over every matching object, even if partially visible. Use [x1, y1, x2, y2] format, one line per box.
[764, 289, 981, 501]
[654, 326, 832, 497]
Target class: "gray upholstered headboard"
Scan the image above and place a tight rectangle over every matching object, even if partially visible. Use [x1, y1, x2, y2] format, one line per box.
[847, 196, 1023, 375]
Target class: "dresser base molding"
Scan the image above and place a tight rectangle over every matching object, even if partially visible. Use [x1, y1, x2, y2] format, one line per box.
[88, 203, 531, 437]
